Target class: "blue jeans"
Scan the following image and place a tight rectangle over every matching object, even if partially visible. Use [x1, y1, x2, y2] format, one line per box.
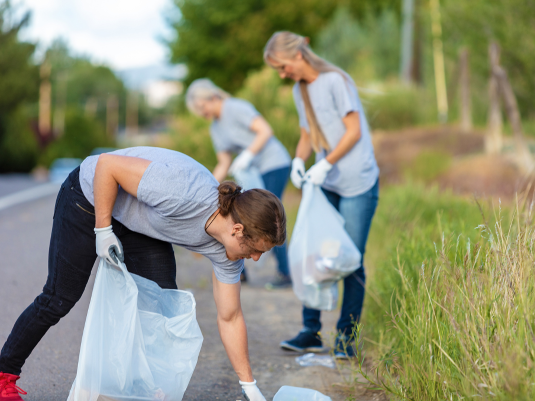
[0, 167, 177, 375]
[303, 179, 379, 335]
[261, 166, 290, 277]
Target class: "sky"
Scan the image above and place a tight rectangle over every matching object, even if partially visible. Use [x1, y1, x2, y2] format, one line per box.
[15, 0, 177, 70]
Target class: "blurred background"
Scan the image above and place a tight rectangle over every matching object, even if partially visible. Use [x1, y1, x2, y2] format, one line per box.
[1, 0, 533, 196]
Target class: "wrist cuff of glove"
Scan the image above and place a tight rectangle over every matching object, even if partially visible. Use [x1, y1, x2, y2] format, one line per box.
[239, 379, 257, 386]
[94, 225, 113, 234]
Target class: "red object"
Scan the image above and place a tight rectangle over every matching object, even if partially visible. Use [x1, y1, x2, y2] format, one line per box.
[0, 373, 27, 401]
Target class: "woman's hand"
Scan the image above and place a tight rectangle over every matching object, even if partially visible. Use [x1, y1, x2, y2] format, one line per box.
[304, 158, 332, 185]
[290, 158, 305, 188]
[240, 380, 267, 401]
[229, 150, 254, 174]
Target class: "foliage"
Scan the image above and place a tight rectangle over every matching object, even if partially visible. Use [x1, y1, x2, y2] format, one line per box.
[46, 39, 127, 129]
[0, 1, 38, 144]
[39, 109, 114, 168]
[0, 106, 38, 173]
[168, 0, 398, 93]
[317, 6, 400, 81]
[168, 113, 217, 170]
[442, 0, 535, 119]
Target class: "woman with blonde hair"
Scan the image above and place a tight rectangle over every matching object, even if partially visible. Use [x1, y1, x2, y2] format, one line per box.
[264, 31, 379, 358]
[186, 78, 292, 289]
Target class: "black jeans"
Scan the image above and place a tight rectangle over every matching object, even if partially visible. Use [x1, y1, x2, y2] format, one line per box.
[0, 167, 177, 375]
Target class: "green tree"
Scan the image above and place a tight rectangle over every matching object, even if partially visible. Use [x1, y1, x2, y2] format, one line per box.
[0, 1, 39, 172]
[0, 1, 38, 138]
[46, 39, 127, 128]
[168, 0, 398, 92]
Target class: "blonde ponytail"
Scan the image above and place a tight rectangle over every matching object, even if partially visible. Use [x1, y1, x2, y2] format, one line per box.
[264, 31, 355, 153]
[299, 81, 330, 152]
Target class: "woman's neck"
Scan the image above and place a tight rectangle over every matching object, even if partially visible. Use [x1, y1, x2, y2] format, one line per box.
[302, 64, 320, 84]
[213, 98, 225, 119]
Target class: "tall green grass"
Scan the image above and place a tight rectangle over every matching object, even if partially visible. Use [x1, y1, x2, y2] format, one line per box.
[352, 184, 535, 400]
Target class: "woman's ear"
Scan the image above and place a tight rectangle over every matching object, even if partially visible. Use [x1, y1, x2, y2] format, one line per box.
[295, 51, 303, 60]
[232, 223, 244, 238]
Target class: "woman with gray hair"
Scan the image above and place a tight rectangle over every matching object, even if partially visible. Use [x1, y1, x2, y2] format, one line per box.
[264, 31, 380, 358]
[186, 79, 292, 289]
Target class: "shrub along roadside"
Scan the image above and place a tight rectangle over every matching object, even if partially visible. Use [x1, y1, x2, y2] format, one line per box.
[351, 184, 535, 400]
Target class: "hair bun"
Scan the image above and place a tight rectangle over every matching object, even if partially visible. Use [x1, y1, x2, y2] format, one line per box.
[218, 181, 243, 215]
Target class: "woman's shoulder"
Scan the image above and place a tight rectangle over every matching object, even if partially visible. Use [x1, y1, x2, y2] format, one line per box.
[319, 71, 349, 86]
[226, 97, 255, 111]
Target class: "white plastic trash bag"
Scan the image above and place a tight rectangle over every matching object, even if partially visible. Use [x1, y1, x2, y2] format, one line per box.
[67, 259, 203, 401]
[233, 167, 265, 190]
[273, 386, 332, 401]
[289, 182, 362, 310]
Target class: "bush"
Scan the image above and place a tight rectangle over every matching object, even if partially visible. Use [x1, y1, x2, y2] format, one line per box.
[0, 107, 39, 173]
[39, 109, 114, 167]
[361, 83, 436, 130]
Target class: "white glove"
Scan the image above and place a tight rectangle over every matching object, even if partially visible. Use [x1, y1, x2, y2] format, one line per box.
[290, 157, 305, 189]
[240, 380, 266, 401]
[229, 150, 255, 175]
[94, 225, 124, 267]
[304, 159, 333, 185]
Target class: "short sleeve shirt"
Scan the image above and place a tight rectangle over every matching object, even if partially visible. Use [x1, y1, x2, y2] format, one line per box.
[293, 72, 379, 197]
[79, 146, 244, 284]
[210, 98, 290, 174]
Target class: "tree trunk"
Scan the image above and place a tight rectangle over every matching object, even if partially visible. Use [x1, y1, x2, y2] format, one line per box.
[106, 95, 119, 137]
[486, 43, 503, 155]
[459, 48, 472, 133]
[494, 64, 534, 172]
[38, 61, 52, 137]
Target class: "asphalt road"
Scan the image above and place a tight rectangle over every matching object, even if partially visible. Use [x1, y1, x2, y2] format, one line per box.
[0, 175, 365, 401]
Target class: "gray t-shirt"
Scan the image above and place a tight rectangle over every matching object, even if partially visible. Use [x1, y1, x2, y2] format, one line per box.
[79, 146, 244, 284]
[210, 98, 291, 174]
[293, 72, 379, 197]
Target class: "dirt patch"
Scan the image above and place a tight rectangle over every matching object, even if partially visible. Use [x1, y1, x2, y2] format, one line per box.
[373, 126, 535, 202]
[373, 126, 485, 185]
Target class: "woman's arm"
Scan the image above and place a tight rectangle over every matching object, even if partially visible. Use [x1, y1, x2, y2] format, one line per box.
[295, 127, 314, 161]
[93, 154, 151, 228]
[247, 116, 273, 155]
[212, 151, 233, 183]
[324, 111, 361, 165]
[212, 271, 253, 382]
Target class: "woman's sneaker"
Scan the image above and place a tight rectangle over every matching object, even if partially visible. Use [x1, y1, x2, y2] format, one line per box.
[0, 372, 27, 401]
[265, 274, 292, 290]
[280, 329, 325, 352]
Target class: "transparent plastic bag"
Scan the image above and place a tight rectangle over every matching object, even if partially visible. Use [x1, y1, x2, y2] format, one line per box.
[289, 182, 362, 310]
[67, 259, 203, 401]
[273, 386, 332, 401]
[295, 353, 336, 369]
[233, 167, 265, 190]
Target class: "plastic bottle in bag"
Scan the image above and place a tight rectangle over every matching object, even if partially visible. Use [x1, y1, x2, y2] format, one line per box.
[289, 182, 362, 310]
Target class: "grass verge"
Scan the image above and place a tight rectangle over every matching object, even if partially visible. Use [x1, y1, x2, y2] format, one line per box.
[347, 184, 535, 400]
